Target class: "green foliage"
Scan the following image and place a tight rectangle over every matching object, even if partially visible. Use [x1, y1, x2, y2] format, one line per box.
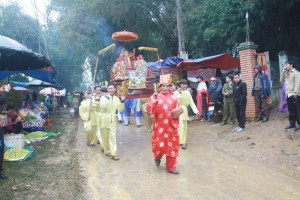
[0, 82, 23, 108]
[6, 90, 23, 108]
[1, 0, 300, 90]
[9, 74, 30, 82]
[184, 0, 300, 59]
[0, 3, 42, 51]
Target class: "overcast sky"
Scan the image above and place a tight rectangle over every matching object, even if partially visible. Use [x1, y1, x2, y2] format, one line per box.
[3, 0, 51, 23]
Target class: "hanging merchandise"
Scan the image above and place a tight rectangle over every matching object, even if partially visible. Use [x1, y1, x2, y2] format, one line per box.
[257, 52, 272, 107]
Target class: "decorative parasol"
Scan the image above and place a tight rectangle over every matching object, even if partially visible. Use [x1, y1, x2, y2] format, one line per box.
[39, 87, 59, 95]
[13, 86, 29, 92]
[111, 31, 139, 83]
[112, 31, 138, 42]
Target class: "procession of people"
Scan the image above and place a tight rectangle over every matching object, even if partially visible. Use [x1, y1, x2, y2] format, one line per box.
[75, 59, 300, 176]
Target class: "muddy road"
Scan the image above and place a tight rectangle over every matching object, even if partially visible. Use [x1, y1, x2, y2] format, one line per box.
[76, 110, 300, 200]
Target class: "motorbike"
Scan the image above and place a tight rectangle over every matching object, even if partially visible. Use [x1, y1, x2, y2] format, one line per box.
[208, 101, 223, 123]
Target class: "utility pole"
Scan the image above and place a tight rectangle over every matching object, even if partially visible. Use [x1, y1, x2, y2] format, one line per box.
[176, 0, 187, 58]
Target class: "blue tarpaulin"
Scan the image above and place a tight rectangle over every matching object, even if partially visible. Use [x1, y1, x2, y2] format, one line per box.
[0, 67, 56, 83]
[147, 57, 187, 69]
[12, 81, 27, 87]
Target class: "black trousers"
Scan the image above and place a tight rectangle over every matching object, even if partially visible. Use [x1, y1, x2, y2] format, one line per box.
[235, 102, 246, 129]
[202, 98, 207, 119]
[254, 90, 268, 119]
[287, 96, 300, 126]
[0, 128, 3, 172]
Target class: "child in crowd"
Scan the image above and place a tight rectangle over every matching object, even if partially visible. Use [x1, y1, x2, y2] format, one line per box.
[70, 107, 75, 118]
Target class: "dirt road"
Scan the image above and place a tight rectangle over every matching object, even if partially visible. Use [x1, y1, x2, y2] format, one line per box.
[76, 110, 300, 200]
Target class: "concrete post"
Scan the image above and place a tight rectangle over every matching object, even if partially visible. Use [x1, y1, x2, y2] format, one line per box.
[237, 41, 258, 118]
[278, 51, 288, 81]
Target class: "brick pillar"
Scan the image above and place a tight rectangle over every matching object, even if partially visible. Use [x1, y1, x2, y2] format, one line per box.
[237, 41, 258, 118]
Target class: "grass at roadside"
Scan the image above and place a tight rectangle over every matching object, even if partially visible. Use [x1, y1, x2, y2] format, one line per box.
[0, 111, 85, 200]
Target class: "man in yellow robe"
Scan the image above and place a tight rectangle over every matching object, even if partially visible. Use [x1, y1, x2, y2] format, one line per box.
[174, 79, 198, 149]
[87, 86, 103, 146]
[137, 98, 154, 133]
[79, 91, 98, 146]
[96, 83, 125, 161]
[94, 86, 108, 148]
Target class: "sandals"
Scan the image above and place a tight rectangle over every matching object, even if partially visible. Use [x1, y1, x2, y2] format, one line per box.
[104, 152, 119, 161]
[111, 156, 120, 161]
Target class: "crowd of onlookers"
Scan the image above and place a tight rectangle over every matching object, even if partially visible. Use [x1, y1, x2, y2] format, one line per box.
[169, 65, 272, 132]
[171, 61, 299, 133]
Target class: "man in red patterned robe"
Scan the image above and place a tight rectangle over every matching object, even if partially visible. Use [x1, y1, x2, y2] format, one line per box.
[147, 80, 180, 174]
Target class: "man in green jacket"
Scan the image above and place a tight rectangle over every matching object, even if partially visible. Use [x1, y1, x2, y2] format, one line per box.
[221, 75, 235, 126]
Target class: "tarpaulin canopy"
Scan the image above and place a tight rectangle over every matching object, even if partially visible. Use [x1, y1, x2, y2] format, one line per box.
[39, 87, 58, 95]
[0, 66, 56, 83]
[147, 57, 186, 72]
[13, 86, 29, 92]
[187, 68, 217, 82]
[147, 53, 239, 71]
[0, 35, 52, 71]
[26, 79, 55, 87]
[12, 81, 27, 87]
[177, 53, 240, 70]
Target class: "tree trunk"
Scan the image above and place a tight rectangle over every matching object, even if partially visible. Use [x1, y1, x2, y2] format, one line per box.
[176, 0, 185, 54]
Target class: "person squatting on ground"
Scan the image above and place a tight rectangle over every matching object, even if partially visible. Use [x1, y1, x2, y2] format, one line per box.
[174, 79, 198, 150]
[95, 84, 125, 161]
[79, 91, 98, 147]
[252, 65, 271, 123]
[147, 80, 180, 174]
[221, 75, 236, 126]
[0, 84, 11, 180]
[233, 73, 247, 132]
[196, 75, 209, 121]
[137, 98, 154, 133]
[280, 61, 300, 131]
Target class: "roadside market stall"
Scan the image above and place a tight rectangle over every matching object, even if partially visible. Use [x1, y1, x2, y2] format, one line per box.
[147, 53, 240, 83]
[0, 35, 58, 161]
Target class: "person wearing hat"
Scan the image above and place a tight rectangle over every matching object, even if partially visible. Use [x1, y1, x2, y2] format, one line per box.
[208, 77, 223, 103]
[174, 79, 198, 149]
[252, 65, 271, 123]
[196, 75, 209, 121]
[147, 74, 181, 174]
[280, 61, 300, 130]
